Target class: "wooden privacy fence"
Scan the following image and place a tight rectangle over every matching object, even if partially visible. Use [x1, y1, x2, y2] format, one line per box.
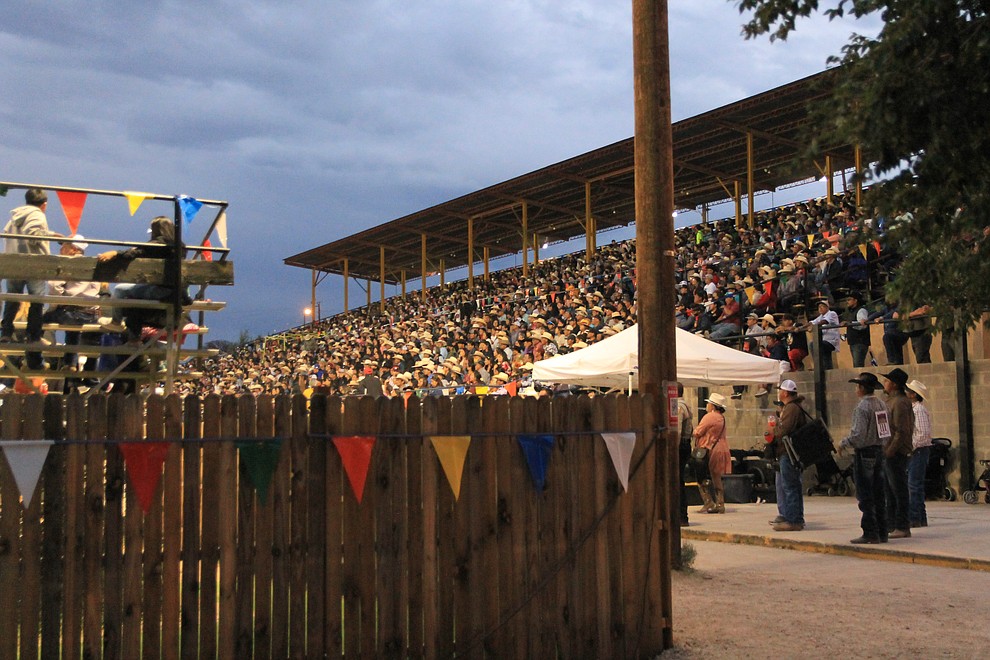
[0, 392, 672, 659]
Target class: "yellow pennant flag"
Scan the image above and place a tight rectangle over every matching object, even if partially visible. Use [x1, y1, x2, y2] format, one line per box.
[123, 191, 154, 216]
[745, 286, 756, 304]
[807, 234, 815, 247]
[858, 244, 868, 258]
[429, 435, 472, 500]
[475, 386, 489, 396]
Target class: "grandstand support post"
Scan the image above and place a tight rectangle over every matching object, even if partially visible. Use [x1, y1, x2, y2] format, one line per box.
[380, 246, 386, 315]
[632, 0, 675, 649]
[467, 216, 475, 290]
[343, 258, 349, 313]
[421, 234, 427, 304]
[521, 201, 529, 278]
[311, 269, 318, 327]
[585, 181, 595, 260]
[955, 329, 975, 491]
[533, 233, 540, 265]
[401, 270, 407, 301]
[483, 247, 490, 281]
[825, 154, 834, 204]
[854, 145, 863, 208]
[746, 132, 755, 229]
[733, 181, 741, 227]
[440, 259, 445, 290]
[367, 279, 372, 310]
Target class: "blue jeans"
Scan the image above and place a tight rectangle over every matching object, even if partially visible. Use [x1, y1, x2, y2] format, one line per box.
[853, 447, 887, 540]
[849, 343, 869, 368]
[777, 453, 804, 524]
[708, 322, 740, 341]
[110, 283, 173, 321]
[2, 278, 48, 340]
[884, 452, 910, 532]
[908, 446, 930, 525]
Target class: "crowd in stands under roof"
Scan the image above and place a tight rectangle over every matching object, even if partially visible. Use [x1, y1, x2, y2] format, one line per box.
[186, 190, 914, 398]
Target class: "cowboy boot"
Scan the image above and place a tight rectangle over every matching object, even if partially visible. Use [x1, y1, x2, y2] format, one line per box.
[711, 487, 726, 514]
[697, 481, 715, 513]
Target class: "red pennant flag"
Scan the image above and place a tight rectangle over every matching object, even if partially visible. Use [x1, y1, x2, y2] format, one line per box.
[119, 442, 171, 514]
[56, 191, 88, 235]
[332, 436, 376, 504]
[202, 238, 213, 261]
[504, 381, 518, 397]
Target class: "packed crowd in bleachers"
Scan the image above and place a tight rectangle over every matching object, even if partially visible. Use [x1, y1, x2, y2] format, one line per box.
[180, 189, 936, 398]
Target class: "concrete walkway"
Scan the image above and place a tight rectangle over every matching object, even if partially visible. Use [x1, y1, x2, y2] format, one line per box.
[680, 496, 990, 571]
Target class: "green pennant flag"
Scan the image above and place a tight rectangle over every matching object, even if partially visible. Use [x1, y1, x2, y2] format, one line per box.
[237, 439, 283, 503]
[0, 185, 9, 197]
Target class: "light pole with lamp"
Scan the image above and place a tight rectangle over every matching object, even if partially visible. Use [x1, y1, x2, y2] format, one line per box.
[303, 307, 312, 327]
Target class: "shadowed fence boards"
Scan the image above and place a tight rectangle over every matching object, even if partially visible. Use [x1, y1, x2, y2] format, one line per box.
[0, 392, 670, 659]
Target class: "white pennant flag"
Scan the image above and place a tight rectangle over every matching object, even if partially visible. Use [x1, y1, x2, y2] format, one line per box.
[780, 239, 787, 251]
[600, 432, 636, 492]
[215, 210, 228, 249]
[1, 440, 53, 509]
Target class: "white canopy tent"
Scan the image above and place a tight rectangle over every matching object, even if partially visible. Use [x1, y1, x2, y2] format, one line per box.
[532, 324, 784, 389]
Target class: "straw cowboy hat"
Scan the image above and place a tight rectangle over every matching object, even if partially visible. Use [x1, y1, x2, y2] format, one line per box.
[705, 392, 729, 409]
[906, 379, 928, 400]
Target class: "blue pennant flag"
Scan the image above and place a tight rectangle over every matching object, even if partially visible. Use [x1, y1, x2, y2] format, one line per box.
[518, 434, 554, 492]
[455, 386, 465, 395]
[177, 195, 203, 225]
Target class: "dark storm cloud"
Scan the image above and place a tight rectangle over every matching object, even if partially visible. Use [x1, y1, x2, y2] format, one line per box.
[0, 1, 876, 338]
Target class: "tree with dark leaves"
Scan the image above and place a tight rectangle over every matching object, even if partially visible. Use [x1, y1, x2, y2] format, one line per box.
[733, 0, 990, 331]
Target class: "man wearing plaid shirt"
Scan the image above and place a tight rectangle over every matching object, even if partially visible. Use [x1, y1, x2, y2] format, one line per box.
[906, 379, 933, 528]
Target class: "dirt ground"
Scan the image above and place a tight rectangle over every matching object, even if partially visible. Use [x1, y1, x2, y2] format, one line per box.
[661, 541, 990, 659]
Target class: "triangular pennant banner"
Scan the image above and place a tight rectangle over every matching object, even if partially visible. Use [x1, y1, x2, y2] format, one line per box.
[178, 196, 203, 225]
[237, 439, 282, 503]
[429, 435, 471, 500]
[745, 285, 756, 304]
[859, 244, 868, 258]
[518, 434, 554, 492]
[0, 185, 8, 197]
[56, 191, 87, 235]
[215, 210, 228, 248]
[202, 238, 213, 262]
[600, 432, 637, 492]
[119, 442, 170, 514]
[123, 191, 154, 216]
[807, 234, 815, 247]
[332, 436, 375, 504]
[504, 381, 518, 397]
[780, 239, 787, 251]
[0, 440, 53, 509]
[475, 386, 489, 395]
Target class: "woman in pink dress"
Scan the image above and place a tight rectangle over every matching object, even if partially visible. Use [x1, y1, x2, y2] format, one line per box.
[694, 392, 732, 513]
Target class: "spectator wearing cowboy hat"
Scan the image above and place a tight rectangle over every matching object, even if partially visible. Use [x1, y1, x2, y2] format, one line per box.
[692, 392, 732, 514]
[838, 372, 890, 544]
[881, 368, 914, 539]
[905, 379, 932, 528]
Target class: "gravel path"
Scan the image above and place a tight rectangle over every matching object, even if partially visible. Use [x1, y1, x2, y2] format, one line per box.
[663, 541, 990, 658]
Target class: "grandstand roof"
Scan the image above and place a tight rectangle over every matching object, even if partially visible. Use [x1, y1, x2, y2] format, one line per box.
[286, 68, 860, 284]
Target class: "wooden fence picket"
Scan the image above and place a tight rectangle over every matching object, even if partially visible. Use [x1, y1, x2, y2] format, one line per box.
[0, 392, 671, 658]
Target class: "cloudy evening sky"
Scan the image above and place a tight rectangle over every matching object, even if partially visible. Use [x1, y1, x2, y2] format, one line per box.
[0, 1, 878, 340]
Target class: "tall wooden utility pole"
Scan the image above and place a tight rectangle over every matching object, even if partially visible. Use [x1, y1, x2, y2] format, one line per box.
[632, 0, 675, 650]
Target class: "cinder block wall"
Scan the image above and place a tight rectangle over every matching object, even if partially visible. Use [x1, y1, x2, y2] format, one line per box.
[685, 359, 990, 494]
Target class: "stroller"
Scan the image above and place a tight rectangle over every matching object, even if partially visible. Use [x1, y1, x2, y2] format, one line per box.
[805, 453, 854, 497]
[926, 437, 957, 501]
